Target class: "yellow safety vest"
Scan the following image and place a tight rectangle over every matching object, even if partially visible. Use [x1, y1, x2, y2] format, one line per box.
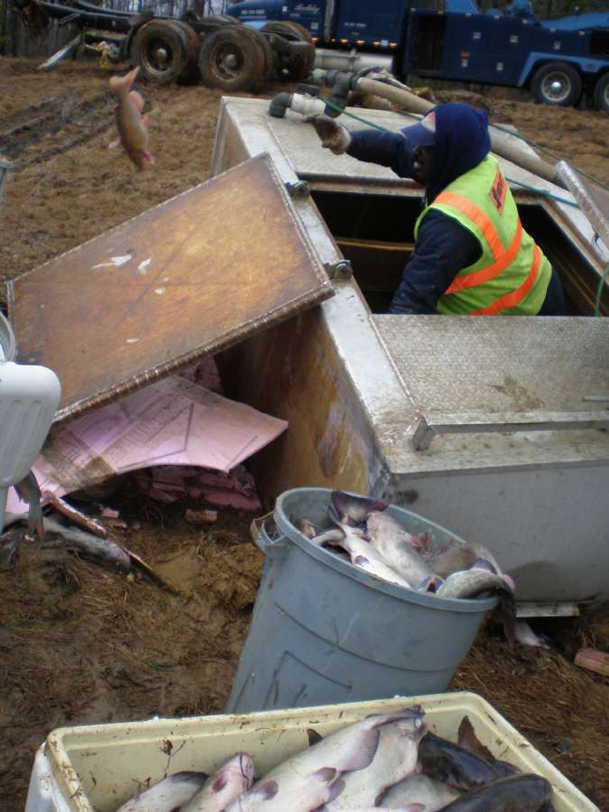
[414, 155, 552, 315]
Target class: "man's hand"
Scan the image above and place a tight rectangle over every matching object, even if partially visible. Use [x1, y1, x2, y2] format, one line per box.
[308, 115, 351, 155]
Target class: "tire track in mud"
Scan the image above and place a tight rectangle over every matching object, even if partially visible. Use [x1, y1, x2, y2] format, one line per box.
[0, 91, 116, 169]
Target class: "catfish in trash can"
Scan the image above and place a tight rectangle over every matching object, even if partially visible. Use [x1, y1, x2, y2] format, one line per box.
[431, 773, 553, 810]
[365, 510, 435, 586]
[325, 520, 415, 589]
[115, 771, 208, 811]
[330, 490, 388, 528]
[323, 714, 427, 809]
[435, 561, 514, 601]
[182, 752, 255, 811]
[109, 65, 154, 171]
[226, 707, 425, 812]
[426, 539, 508, 584]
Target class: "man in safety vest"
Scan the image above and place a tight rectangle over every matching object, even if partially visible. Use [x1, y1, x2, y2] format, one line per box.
[309, 103, 565, 316]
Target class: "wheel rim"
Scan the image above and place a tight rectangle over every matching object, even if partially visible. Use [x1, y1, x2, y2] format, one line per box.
[602, 80, 609, 109]
[142, 37, 175, 74]
[210, 42, 246, 81]
[541, 71, 572, 103]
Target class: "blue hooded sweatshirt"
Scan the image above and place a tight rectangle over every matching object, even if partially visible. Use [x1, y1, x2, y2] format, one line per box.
[346, 103, 491, 314]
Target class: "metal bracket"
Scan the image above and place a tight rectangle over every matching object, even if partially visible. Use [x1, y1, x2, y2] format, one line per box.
[411, 410, 609, 452]
[324, 260, 353, 280]
[285, 180, 310, 199]
[516, 601, 580, 618]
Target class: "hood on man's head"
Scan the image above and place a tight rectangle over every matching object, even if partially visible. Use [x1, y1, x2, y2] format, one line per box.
[424, 103, 491, 202]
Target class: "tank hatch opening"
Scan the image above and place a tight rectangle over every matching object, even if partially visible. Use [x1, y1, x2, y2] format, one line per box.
[310, 189, 608, 316]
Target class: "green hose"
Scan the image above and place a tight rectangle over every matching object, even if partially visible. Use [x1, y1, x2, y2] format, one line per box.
[323, 98, 579, 208]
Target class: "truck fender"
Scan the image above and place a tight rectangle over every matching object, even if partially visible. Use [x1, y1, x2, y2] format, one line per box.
[121, 9, 153, 63]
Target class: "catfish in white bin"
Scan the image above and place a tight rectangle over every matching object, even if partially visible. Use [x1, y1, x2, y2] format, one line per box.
[225, 707, 425, 812]
[323, 710, 427, 808]
[115, 771, 208, 811]
[109, 66, 154, 171]
[378, 773, 461, 810]
[182, 752, 255, 811]
[320, 807, 425, 811]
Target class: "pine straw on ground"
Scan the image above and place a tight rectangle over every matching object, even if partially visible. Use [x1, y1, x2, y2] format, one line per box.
[451, 609, 609, 810]
[0, 493, 264, 808]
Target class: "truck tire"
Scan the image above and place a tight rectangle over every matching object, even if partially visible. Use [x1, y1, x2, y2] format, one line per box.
[262, 20, 315, 80]
[171, 20, 202, 83]
[238, 26, 275, 87]
[198, 26, 264, 92]
[283, 21, 314, 43]
[593, 73, 609, 112]
[531, 61, 582, 107]
[132, 20, 198, 84]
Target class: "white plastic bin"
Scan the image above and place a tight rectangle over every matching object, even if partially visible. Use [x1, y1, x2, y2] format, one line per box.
[25, 692, 599, 812]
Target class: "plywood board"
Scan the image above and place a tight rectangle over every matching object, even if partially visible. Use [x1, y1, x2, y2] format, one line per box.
[8, 154, 334, 423]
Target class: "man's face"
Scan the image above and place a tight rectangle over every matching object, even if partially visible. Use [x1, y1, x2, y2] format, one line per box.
[413, 145, 434, 186]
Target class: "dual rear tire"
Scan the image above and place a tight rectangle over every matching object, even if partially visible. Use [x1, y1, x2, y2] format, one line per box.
[531, 61, 609, 112]
[131, 19, 200, 84]
[198, 26, 273, 92]
[262, 20, 315, 80]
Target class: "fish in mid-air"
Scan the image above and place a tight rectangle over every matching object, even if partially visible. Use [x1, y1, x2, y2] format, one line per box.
[109, 65, 154, 170]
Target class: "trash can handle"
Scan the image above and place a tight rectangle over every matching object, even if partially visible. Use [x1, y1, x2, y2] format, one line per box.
[250, 513, 290, 559]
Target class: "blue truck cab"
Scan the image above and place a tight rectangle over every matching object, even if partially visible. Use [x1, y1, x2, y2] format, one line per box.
[227, 0, 609, 109]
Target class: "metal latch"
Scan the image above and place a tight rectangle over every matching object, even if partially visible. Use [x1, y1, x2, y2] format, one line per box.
[324, 260, 353, 280]
[285, 180, 310, 199]
[411, 410, 609, 452]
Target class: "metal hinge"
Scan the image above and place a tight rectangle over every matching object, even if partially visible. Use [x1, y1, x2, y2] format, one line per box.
[285, 180, 310, 199]
[324, 260, 353, 280]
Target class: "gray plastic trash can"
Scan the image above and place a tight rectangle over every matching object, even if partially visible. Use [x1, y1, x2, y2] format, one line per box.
[226, 488, 498, 713]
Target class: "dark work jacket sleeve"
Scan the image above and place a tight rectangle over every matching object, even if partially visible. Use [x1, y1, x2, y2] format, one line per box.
[347, 129, 415, 178]
[346, 130, 482, 315]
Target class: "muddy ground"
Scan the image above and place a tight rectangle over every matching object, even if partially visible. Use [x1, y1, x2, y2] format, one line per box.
[1, 56, 608, 810]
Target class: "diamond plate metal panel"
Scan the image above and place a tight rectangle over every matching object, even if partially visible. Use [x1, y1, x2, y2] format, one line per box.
[268, 112, 415, 185]
[371, 315, 609, 415]
[7, 154, 334, 424]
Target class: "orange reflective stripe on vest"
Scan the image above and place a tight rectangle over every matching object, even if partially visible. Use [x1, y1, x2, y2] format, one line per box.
[436, 191, 503, 261]
[472, 245, 542, 315]
[437, 191, 523, 295]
